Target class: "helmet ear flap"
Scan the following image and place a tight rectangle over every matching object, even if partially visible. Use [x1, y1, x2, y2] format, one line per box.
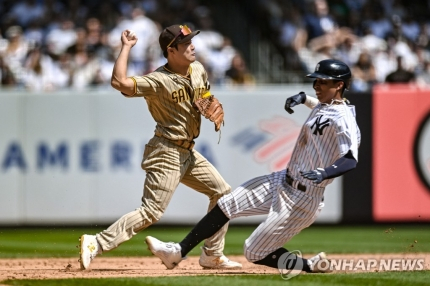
[343, 79, 351, 91]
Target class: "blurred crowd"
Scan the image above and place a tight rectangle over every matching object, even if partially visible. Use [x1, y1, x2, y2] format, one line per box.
[0, 0, 255, 91]
[257, 0, 430, 91]
[1, 0, 430, 92]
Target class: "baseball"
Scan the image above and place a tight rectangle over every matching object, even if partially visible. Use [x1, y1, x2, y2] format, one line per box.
[126, 30, 136, 40]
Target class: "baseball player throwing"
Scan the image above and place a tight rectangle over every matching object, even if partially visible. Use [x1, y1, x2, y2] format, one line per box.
[146, 59, 360, 273]
[78, 25, 241, 270]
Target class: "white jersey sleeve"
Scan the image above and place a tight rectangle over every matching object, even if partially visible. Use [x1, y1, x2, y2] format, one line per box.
[335, 104, 360, 161]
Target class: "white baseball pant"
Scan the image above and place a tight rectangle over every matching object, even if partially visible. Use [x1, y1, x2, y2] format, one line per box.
[217, 169, 325, 262]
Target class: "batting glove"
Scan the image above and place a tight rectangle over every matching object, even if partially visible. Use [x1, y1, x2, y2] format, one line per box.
[285, 92, 306, 114]
[300, 168, 327, 184]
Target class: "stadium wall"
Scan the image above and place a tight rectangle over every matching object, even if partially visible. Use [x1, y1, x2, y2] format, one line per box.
[1, 85, 429, 225]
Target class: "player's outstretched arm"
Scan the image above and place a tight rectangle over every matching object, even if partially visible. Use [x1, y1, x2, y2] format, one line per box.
[303, 95, 319, 109]
[111, 30, 138, 96]
[300, 151, 357, 183]
[285, 92, 318, 113]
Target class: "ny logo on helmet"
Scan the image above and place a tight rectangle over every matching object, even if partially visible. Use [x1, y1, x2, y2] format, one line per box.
[315, 64, 320, 71]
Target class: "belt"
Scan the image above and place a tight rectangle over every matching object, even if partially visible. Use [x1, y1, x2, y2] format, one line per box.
[285, 174, 307, 192]
[155, 134, 195, 150]
[175, 139, 195, 150]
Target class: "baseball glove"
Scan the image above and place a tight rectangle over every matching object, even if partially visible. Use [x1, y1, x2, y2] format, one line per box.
[194, 94, 224, 132]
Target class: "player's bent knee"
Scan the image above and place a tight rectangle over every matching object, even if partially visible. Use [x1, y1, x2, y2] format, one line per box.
[209, 191, 229, 205]
[137, 203, 164, 223]
[222, 185, 232, 195]
[244, 250, 254, 263]
[243, 243, 260, 263]
[216, 181, 232, 196]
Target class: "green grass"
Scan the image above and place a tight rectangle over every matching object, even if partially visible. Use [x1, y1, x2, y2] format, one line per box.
[2, 271, 430, 286]
[0, 225, 429, 258]
[0, 225, 429, 285]
[286, 225, 430, 254]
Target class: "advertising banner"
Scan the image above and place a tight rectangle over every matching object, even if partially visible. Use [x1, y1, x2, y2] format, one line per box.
[373, 85, 430, 221]
[0, 86, 343, 225]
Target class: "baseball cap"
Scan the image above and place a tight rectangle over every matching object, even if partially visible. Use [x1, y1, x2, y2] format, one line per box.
[159, 24, 200, 52]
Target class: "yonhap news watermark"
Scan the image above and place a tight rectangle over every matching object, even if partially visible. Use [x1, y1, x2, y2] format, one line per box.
[277, 251, 426, 280]
[277, 250, 304, 280]
[318, 258, 425, 272]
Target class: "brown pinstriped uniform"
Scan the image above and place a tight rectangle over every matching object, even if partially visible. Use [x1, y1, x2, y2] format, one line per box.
[97, 61, 231, 256]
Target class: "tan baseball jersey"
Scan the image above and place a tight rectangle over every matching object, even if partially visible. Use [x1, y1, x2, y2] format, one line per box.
[96, 60, 231, 257]
[127, 61, 209, 141]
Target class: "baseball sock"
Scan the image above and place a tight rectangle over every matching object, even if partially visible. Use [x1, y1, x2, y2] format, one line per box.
[254, 248, 311, 272]
[179, 204, 229, 257]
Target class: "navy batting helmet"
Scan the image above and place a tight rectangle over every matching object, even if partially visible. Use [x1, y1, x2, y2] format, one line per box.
[307, 59, 351, 90]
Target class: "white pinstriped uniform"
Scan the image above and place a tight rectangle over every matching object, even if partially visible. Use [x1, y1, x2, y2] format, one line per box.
[218, 100, 361, 262]
[96, 61, 231, 256]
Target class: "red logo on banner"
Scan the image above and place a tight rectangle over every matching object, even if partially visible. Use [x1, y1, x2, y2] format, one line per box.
[254, 116, 301, 171]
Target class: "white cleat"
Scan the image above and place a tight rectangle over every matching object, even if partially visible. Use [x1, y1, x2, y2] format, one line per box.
[199, 247, 242, 269]
[146, 236, 182, 269]
[79, 234, 101, 270]
[307, 252, 332, 273]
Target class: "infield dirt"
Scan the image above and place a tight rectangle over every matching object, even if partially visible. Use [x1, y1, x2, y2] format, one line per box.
[0, 253, 429, 281]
